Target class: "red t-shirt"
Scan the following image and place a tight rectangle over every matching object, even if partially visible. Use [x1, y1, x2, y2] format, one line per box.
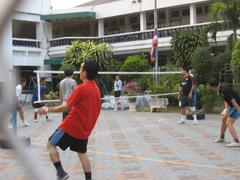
[60, 81, 101, 139]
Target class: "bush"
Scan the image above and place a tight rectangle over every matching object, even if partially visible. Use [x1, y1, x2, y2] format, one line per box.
[198, 84, 222, 112]
[120, 55, 152, 91]
[213, 50, 231, 73]
[191, 47, 214, 84]
[231, 40, 240, 87]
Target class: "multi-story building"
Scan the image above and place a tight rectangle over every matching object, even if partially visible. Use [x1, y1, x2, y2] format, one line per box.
[2, 0, 235, 84]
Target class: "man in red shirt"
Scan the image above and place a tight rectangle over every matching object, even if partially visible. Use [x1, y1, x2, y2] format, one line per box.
[38, 61, 101, 180]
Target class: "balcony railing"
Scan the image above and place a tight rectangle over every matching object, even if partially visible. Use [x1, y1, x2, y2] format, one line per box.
[12, 38, 41, 48]
[49, 23, 211, 47]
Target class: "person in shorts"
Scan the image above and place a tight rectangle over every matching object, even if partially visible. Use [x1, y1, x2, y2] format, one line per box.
[209, 77, 240, 147]
[177, 68, 198, 124]
[15, 78, 30, 126]
[38, 61, 101, 180]
[32, 77, 49, 122]
[113, 75, 122, 111]
[60, 67, 76, 120]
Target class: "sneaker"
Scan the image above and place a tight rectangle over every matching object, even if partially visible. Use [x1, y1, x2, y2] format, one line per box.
[226, 142, 240, 147]
[23, 121, 30, 126]
[193, 121, 198, 125]
[177, 120, 186, 124]
[113, 108, 117, 112]
[57, 172, 69, 180]
[8, 124, 13, 129]
[46, 118, 50, 121]
[213, 137, 225, 143]
[34, 119, 39, 123]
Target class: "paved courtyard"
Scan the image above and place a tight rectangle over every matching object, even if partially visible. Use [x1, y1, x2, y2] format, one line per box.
[1, 105, 240, 180]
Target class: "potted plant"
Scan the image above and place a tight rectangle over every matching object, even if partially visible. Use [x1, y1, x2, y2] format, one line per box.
[122, 81, 141, 111]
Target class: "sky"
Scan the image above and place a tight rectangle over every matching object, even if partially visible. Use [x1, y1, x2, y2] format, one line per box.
[50, 0, 92, 9]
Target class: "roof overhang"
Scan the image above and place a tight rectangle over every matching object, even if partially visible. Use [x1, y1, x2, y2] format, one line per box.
[41, 11, 96, 22]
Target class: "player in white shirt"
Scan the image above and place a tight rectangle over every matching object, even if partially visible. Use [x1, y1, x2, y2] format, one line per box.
[16, 78, 30, 126]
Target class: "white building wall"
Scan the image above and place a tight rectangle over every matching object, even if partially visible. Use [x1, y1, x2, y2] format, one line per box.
[10, 0, 52, 67]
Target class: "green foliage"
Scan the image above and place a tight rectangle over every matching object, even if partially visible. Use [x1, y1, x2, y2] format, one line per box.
[198, 84, 222, 112]
[213, 50, 231, 73]
[208, 0, 240, 40]
[64, 40, 113, 71]
[120, 55, 152, 91]
[171, 30, 208, 69]
[191, 47, 214, 84]
[231, 40, 240, 87]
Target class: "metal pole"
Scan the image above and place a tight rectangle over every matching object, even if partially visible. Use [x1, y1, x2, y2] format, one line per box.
[37, 72, 41, 102]
[154, 0, 159, 85]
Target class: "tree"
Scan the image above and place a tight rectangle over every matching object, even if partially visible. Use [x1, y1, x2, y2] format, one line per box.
[171, 30, 208, 69]
[208, 0, 240, 41]
[231, 40, 240, 88]
[64, 40, 113, 71]
[191, 47, 214, 84]
[120, 55, 152, 91]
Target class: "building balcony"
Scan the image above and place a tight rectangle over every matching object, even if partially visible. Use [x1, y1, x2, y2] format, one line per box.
[12, 38, 41, 48]
[48, 22, 233, 58]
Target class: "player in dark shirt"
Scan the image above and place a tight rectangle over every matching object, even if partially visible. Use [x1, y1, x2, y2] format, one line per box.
[177, 68, 198, 124]
[209, 77, 240, 147]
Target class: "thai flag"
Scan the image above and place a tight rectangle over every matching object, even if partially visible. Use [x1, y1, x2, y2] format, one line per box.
[150, 28, 158, 64]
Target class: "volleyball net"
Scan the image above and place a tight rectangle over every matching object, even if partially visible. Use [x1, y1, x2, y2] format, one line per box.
[33, 70, 181, 104]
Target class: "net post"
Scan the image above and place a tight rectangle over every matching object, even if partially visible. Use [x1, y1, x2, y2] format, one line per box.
[37, 71, 41, 102]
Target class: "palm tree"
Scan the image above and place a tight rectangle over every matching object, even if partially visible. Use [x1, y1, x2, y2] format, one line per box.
[207, 0, 240, 42]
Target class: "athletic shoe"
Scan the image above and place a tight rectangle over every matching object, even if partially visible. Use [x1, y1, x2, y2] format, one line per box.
[23, 121, 30, 126]
[46, 118, 50, 121]
[226, 142, 240, 147]
[177, 120, 186, 124]
[8, 124, 13, 129]
[193, 121, 198, 125]
[113, 108, 117, 112]
[34, 119, 39, 123]
[213, 137, 225, 143]
[57, 172, 69, 180]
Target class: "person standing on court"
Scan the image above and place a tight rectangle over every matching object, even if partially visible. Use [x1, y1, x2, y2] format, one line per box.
[113, 74, 122, 111]
[32, 77, 49, 122]
[60, 67, 77, 120]
[177, 68, 198, 125]
[209, 77, 240, 147]
[38, 61, 101, 180]
[15, 78, 30, 126]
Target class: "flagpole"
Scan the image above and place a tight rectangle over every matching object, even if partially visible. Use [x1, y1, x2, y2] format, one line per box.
[154, 0, 159, 85]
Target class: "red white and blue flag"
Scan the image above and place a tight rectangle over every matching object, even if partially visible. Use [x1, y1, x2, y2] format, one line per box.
[150, 28, 158, 64]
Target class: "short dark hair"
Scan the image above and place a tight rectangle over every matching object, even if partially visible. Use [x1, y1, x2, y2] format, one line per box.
[208, 77, 219, 87]
[40, 77, 47, 82]
[83, 61, 99, 80]
[20, 78, 26, 84]
[64, 67, 74, 77]
[182, 67, 189, 73]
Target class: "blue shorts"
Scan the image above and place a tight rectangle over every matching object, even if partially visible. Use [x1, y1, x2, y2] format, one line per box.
[180, 96, 192, 107]
[229, 107, 240, 120]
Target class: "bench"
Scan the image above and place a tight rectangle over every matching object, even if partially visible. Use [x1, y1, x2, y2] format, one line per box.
[150, 97, 169, 112]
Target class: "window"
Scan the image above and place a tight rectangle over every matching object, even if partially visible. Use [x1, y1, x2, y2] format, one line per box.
[182, 9, 190, 16]
[159, 12, 166, 20]
[110, 20, 117, 27]
[171, 10, 179, 18]
[104, 21, 109, 28]
[197, 6, 203, 15]
[130, 16, 138, 24]
[119, 18, 125, 26]
[205, 5, 209, 13]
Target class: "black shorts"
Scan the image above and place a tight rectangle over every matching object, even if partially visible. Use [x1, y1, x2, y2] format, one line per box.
[180, 96, 193, 107]
[114, 90, 121, 97]
[32, 102, 45, 108]
[48, 128, 88, 153]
